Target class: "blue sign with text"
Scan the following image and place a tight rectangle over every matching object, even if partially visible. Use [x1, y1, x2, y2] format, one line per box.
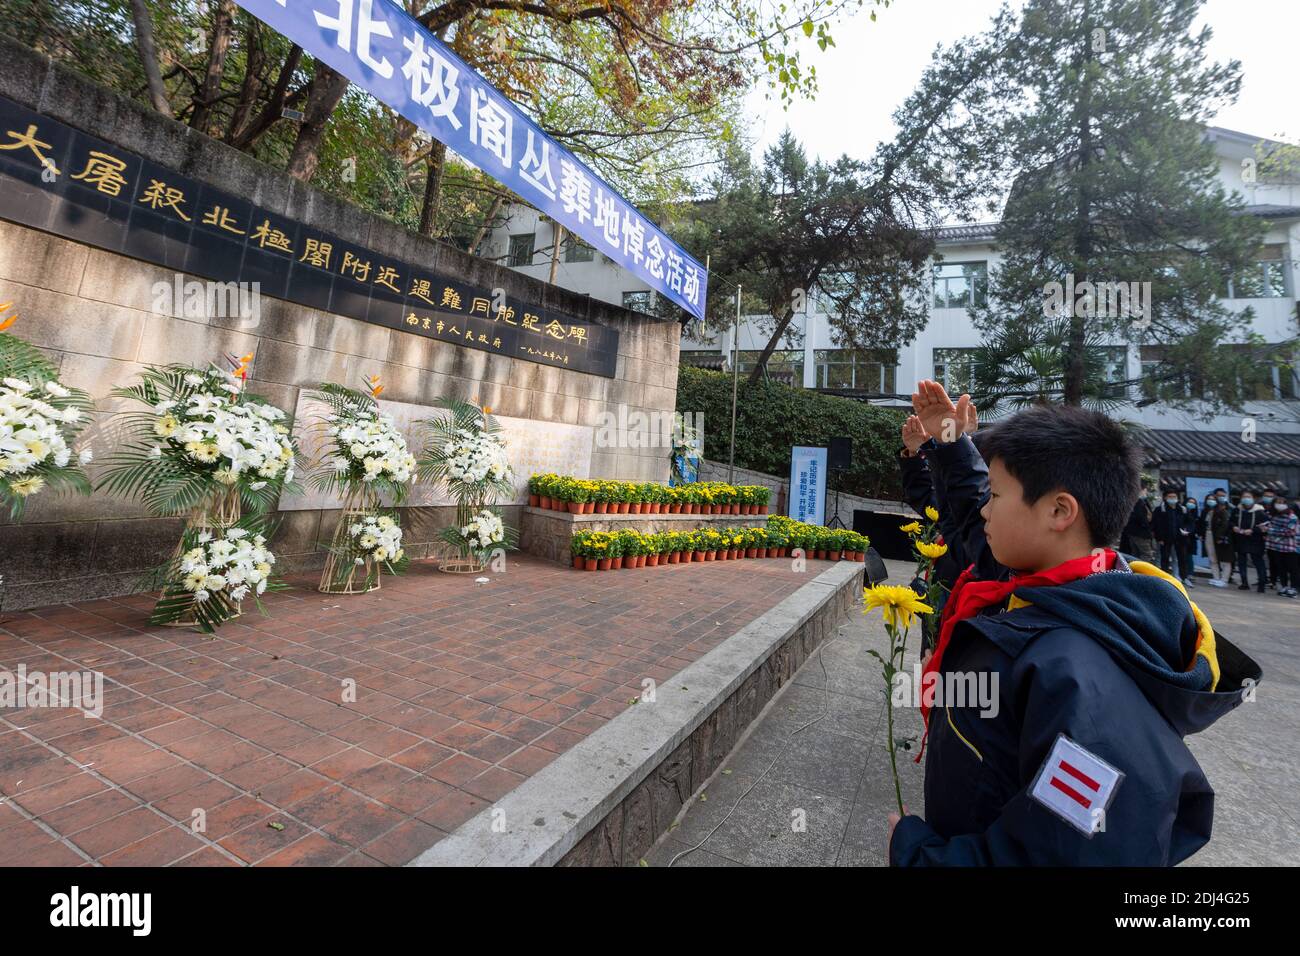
[789, 446, 828, 526]
[232, 0, 709, 319]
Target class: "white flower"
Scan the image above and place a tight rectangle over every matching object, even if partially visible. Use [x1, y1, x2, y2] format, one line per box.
[3, 377, 31, 392]
[184, 374, 204, 386]
[78, 447, 93, 465]
[43, 381, 70, 398]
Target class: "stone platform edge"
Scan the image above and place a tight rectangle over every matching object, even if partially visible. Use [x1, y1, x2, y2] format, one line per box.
[409, 559, 864, 867]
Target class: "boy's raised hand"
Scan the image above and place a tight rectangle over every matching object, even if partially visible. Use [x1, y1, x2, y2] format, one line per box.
[901, 415, 929, 454]
[912, 379, 971, 445]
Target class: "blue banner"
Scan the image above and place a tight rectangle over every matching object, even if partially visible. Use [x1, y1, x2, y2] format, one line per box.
[232, 0, 708, 319]
[789, 446, 827, 526]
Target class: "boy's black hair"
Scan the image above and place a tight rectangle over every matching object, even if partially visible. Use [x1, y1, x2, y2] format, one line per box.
[976, 405, 1141, 547]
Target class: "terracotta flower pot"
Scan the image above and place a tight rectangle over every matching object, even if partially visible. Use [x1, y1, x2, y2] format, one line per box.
[598, 557, 611, 570]
[743, 547, 755, 558]
[814, 550, 825, 560]
[612, 556, 623, 569]
[572, 554, 582, 568]
[567, 501, 582, 514]
[760, 505, 769, 514]
[584, 502, 595, 513]
[584, 558, 598, 571]
[668, 503, 679, 513]
[691, 550, 704, 562]
[529, 494, 540, 508]
[595, 502, 607, 513]
[628, 502, 639, 514]
[540, 496, 551, 510]
[646, 554, 658, 567]
[758, 547, 769, 558]
[857, 552, 866, 562]
[618, 502, 630, 514]
[732, 548, 742, 559]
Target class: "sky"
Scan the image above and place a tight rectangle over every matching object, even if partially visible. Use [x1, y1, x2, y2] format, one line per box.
[744, 0, 1299, 168]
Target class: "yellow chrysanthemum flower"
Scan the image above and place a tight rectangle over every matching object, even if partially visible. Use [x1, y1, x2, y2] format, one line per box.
[899, 521, 921, 535]
[925, 506, 940, 522]
[916, 541, 948, 560]
[863, 584, 933, 630]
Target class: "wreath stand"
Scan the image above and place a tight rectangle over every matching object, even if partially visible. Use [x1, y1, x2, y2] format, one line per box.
[319, 492, 383, 594]
[159, 487, 243, 628]
[437, 499, 487, 574]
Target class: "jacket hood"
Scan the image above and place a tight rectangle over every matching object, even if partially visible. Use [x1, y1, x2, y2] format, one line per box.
[990, 560, 1262, 736]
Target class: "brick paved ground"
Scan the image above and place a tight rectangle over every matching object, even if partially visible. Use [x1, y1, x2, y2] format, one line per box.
[0, 552, 827, 866]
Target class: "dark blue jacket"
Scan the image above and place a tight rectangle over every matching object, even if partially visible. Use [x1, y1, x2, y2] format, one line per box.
[890, 556, 1262, 866]
[922, 435, 1008, 584]
[1151, 503, 1183, 544]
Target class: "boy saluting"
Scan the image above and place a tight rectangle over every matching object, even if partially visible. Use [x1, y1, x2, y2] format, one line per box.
[888, 382, 1261, 866]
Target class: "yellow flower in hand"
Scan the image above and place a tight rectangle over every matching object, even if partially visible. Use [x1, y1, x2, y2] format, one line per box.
[863, 584, 932, 630]
[916, 541, 948, 560]
[899, 521, 921, 535]
[925, 506, 940, 522]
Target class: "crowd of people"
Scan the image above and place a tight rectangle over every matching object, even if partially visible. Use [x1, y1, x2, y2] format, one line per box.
[1120, 486, 1300, 596]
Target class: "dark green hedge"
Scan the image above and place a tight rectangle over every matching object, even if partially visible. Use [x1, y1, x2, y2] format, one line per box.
[675, 367, 905, 500]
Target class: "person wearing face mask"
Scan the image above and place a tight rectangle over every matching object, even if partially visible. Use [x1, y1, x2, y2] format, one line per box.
[1209, 491, 1234, 587]
[1177, 497, 1199, 587]
[1232, 493, 1269, 593]
[1151, 490, 1184, 575]
[1264, 495, 1298, 598]
[1121, 485, 1157, 562]
[1259, 494, 1276, 588]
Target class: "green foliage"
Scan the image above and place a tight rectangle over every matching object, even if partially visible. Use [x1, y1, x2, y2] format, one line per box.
[675, 367, 904, 500]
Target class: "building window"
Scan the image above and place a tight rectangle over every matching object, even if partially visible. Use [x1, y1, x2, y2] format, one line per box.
[1224, 245, 1289, 298]
[1141, 345, 1204, 400]
[623, 291, 654, 313]
[507, 233, 535, 267]
[933, 348, 979, 395]
[679, 350, 725, 369]
[1095, 346, 1130, 399]
[814, 349, 896, 393]
[734, 349, 805, 385]
[564, 236, 595, 263]
[933, 262, 988, 309]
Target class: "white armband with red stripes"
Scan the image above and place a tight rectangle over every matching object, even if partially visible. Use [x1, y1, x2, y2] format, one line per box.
[1029, 733, 1125, 838]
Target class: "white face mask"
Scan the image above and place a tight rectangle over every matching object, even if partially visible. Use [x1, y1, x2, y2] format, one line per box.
[1277, 503, 1289, 512]
[1241, 498, 1255, 508]
[1165, 498, 1178, 507]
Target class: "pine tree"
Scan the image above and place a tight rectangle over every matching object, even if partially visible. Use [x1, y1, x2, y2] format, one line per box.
[968, 0, 1270, 411]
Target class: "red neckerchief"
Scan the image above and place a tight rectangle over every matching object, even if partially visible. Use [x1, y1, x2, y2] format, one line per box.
[914, 549, 1117, 761]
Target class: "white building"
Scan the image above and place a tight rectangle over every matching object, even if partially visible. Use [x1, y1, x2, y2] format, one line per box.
[484, 127, 1300, 492]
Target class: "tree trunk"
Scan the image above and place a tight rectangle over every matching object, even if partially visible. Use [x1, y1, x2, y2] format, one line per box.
[129, 0, 172, 118]
[745, 304, 796, 385]
[469, 195, 505, 256]
[286, 63, 350, 182]
[191, 0, 236, 136]
[1064, 1, 1095, 407]
[226, 21, 264, 144]
[418, 139, 448, 237]
[549, 223, 565, 284]
[229, 44, 302, 150]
